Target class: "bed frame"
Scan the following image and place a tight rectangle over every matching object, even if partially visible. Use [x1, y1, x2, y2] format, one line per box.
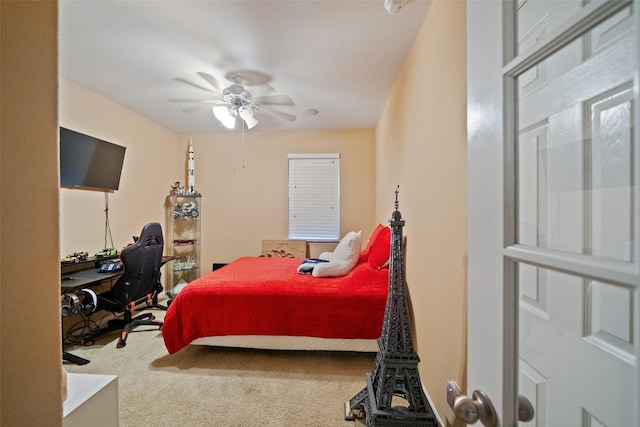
[192, 335, 378, 352]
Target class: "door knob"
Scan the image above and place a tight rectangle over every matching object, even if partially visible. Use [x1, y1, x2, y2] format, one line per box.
[447, 380, 536, 425]
[518, 394, 535, 422]
[446, 380, 498, 427]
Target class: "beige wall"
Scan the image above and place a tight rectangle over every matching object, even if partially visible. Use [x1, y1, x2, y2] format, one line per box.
[1, 2, 62, 425]
[375, 1, 467, 424]
[59, 79, 180, 260]
[181, 129, 376, 267]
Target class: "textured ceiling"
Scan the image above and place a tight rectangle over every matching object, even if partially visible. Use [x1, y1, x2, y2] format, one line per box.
[59, 1, 431, 133]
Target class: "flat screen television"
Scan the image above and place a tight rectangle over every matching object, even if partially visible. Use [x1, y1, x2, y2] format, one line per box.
[59, 127, 126, 191]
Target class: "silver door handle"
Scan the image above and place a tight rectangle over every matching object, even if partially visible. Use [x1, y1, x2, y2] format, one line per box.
[446, 380, 535, 425]
[446, 380, 498, 426]
[518, 394, 535, 422]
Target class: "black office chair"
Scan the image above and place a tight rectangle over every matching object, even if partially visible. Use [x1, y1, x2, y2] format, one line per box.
[96, 222, 165, 348]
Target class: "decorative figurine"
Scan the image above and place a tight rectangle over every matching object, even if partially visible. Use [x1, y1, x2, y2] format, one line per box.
[185, 138, 200, 196]
[170, 181, 184, 195]
[346, 187, 437, 426]
[95, 247, 118, 259]
[61, 251, 89, 264]
[170, 138, 201, 196]
[172, 202, 199, 220]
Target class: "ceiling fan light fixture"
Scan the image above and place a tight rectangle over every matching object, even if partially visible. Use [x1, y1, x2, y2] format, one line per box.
[212, 105, 237, 129]
[213, 105, 229, 121]
[239, 105, 258, 129]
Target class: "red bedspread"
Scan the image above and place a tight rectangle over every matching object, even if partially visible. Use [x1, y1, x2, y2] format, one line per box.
[162, 256, 389, 354]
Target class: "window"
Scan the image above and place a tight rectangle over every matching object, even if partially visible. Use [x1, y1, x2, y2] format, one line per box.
[288, 153, 340, 240]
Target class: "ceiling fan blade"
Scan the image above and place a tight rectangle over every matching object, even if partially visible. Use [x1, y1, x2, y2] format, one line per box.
[225, 69, 271, 85]
[253, 94, 295, 106]
[179, 104, 211, 113]
[196, 72, 225, 92]
[257, 105, 296, 122]
[245, 83, 274, 96]
[224, 70, 275, 95]
[173, 78, 217, 93]
[168, 98, 227, 104]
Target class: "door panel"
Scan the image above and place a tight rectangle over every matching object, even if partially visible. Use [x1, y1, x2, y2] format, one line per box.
[467, 1, 639, 426]
[587, 86, 634, 262]
[516, 6, 635, 260]
[519, 265, 636, 426]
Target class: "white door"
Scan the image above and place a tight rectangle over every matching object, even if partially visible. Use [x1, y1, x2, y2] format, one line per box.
[466, 1, 639, 426]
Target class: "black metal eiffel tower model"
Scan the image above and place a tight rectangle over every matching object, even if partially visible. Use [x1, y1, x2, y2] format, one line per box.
[346, 188, 437, 426]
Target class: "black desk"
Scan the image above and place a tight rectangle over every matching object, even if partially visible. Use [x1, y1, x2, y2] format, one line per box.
[61, 268, 122, 365]
[61, 256, 175, 364]
[61, 268, 122, 290]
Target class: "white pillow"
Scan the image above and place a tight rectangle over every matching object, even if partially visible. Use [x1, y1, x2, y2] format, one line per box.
[318, 251, 333, 261]
[312, 231, 362, 278]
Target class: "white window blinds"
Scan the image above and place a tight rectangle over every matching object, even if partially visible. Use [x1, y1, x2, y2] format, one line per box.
[288, 153, 340, 240]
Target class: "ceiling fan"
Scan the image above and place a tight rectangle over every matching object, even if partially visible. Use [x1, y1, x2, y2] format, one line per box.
[170, 71, 296, 130]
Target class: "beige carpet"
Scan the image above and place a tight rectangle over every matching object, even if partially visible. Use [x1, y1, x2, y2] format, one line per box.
[63, 304, 374, 426]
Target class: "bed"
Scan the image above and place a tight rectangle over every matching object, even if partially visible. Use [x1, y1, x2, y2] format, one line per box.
[162, 225, 393, 354]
